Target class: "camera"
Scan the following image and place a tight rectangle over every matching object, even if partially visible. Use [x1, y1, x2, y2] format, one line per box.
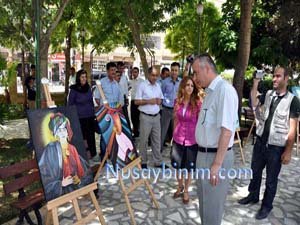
[254, 69, 264, 79]
[186, 54, 194, 63]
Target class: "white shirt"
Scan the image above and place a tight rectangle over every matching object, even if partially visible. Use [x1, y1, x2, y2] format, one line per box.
[119, 73, 129, 97]
[129, 77, 144, 100]
[135, 80, 164, 115]
[69, 75, 76, 86]
[195, 76, 238, 148]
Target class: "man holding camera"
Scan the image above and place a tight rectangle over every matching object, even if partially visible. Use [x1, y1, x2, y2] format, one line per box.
[238, 66, 300, 220]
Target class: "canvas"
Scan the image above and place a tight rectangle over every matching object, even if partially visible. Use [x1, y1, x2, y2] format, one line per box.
[27, 106, 93, 202]
[95, 103, 138, 170]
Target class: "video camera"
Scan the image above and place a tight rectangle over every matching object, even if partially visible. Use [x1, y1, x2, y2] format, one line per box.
[253, 69, 264, 79]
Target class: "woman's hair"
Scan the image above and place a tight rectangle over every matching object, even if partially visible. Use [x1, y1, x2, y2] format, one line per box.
[75, 69, 87, 85]
[175, 76, 200, 112]
[49, 113, 73, 141]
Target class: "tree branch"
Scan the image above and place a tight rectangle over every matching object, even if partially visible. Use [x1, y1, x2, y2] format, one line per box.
[45, 0, 70, 38]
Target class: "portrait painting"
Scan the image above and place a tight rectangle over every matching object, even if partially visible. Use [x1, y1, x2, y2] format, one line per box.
[27, 106, 93, 202]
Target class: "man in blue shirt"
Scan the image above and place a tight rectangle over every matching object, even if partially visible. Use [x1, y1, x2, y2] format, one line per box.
[94, 62, 123, 106]
[160, 62, 181, 153]
[94, 62, 123, 161]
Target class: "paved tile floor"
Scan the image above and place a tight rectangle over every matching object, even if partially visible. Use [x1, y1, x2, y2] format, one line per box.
[1, 119, 300, 225]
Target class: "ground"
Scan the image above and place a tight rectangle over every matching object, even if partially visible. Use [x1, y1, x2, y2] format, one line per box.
[1, 118, 299, 225]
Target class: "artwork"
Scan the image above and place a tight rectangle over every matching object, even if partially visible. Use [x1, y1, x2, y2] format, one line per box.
[95, 103, 138, 170]
[291, 86, 300, 99]
[27, 106, 93, 202]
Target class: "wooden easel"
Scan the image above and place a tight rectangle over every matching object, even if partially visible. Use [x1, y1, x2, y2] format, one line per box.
[94, 80, 159, 225]
[234, 128, 245, 164]
[41, 80, 107, 225]
[94, 155, 159, 225]
[41, 78, 56, 108]
[45, 182, 106, 225]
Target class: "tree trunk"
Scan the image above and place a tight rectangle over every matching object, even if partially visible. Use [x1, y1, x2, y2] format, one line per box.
[125, 3, 149, 78]
[233, 0, 253, 119]
[64, 23, 73, 104]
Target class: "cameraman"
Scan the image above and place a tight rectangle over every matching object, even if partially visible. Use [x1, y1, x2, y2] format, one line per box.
[238, 66, 300, 220]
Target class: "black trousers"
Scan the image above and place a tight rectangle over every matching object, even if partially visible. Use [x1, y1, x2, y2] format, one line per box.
[79, 117, 97, 157]
[248, 137, 284, 210]
[130, 100, 140, 137]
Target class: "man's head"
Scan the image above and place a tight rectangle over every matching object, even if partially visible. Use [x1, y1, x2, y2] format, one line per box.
[161, 67, 170, 80]
[70, 67, 75, 76]
[106, 62, 117, 81]
[272, 66, 290, 92]
[115, 70, 121, 83]
[148, 67, 159, 85]
[117, 61, 125, 74]
[170, 62, 180, 80]
[30, 64, 36, 77]
[191, 53, 218, 88]
[131, 67, 139, 79]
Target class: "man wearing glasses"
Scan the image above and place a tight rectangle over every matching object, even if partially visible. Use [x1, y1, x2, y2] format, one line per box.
[192, 54, 238, 225]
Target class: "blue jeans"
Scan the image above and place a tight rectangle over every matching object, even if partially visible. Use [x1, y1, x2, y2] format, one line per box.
[248, 137, 284, 210]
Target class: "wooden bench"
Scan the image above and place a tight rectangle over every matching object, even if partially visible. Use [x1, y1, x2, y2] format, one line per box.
[0, 158, 44, 225]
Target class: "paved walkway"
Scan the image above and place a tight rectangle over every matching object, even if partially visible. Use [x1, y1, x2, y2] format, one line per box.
[1, 119, 300, 225]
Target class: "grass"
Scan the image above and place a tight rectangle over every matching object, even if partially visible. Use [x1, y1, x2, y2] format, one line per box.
[0, 138, 37, 224]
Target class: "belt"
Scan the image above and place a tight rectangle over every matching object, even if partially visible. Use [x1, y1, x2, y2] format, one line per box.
[162, 105, 174, 109]
[198, 147, 232, 153]
[141, 112, 159, 117]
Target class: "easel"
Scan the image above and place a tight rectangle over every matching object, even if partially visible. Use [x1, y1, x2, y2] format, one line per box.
[45, 182, 106, 225]
[41, 78, 56, 108]
[41, 80, 107, 225]
[94, 80, 159, 225]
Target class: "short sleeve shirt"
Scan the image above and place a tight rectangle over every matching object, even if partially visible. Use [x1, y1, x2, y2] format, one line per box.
[135, 80, 164, 115]
[93, 77, 123, 105]
[195, 76, 239, 148]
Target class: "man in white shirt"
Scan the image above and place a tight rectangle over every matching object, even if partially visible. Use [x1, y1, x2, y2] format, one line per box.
[69, 67, 76, 86]
[192, 54, 238, 225]
[135, 67, 165, 169]
[129, 67, 144, 138]
[117, 61, 131, 131]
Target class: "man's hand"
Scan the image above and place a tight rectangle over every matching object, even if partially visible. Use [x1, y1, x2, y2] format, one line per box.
[210, 163, 221, 186]
[148, 98, 157, 105]
[281, 150, 292, 164]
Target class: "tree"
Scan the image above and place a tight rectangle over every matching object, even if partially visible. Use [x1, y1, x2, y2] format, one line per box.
[232, 0, 253, 118]
[165, 1, 221, 61]
[90, 0, 185, 77]
[0, 0, 34, 106]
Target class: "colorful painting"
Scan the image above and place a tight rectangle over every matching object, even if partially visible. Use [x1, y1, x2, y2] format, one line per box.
[95, 103, 138, 170]
[291, 86, 300, 99]
[27, 106, 93, 202]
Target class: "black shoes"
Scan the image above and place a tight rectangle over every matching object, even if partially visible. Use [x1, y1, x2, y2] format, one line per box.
[255, 207, 271, 220]
[238, 195, 259, 205]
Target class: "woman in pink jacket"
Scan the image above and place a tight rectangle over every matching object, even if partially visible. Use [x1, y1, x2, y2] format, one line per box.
[172, 76, 202, 204]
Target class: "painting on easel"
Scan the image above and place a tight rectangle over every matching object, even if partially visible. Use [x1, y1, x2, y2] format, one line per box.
[95, 103, 138, 170]
[27, 106, 93, 201]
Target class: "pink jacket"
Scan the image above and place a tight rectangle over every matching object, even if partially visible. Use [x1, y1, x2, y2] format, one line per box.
[173, 100, 202, 146]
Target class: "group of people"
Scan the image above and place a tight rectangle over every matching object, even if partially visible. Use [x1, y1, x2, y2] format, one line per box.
[25, 53, 299, 225]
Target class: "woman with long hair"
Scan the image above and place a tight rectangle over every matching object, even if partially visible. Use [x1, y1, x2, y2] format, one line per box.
[171, 76, 202, 204]
[68, 69, 97, 159]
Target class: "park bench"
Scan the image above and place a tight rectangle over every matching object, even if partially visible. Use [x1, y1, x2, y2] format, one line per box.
[0, 158, 44, 225]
